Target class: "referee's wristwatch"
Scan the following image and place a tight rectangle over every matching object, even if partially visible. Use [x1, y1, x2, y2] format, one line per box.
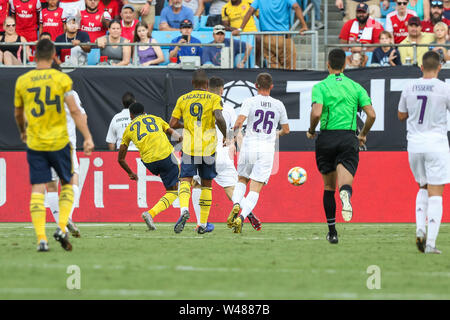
[308, 128, 315, 135]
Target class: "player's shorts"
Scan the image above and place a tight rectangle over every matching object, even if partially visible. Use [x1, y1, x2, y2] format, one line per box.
[180, 152, 217, 180]
[143, 153, 180, 189]
[237, 149, 274, 184]
[215, 147, 238, 187]
[408, 152, 450, 186]
[315, 130, 359, 176]
[51, 146, 79, 180]
[26, 143, 73, 185]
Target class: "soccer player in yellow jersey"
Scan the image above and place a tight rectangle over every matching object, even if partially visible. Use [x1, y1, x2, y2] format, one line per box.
[14, 39, 95, 252]
[169, 69, 227, 234]
[118, 102, 183, 230]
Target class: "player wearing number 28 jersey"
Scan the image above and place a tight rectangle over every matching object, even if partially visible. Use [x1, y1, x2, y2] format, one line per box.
[398, 51, 450, 254]
[118, 102, 182, 231]
[228, 73, 290, 234]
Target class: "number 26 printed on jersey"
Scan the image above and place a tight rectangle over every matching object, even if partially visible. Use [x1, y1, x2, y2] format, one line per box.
[253, 110, 275, 134]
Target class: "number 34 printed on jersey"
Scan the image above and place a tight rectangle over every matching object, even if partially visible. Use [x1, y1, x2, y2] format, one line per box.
[27, 86, 62, 117]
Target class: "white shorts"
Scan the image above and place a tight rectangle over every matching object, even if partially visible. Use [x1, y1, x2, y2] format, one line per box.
[408, 152, 450, 186]
[51, 148, 79, 181]
[237, 150, 274, 184]
[214, 148, 238, 188]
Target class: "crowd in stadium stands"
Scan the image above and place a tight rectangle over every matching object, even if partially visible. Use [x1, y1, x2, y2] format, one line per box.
[338, 0, 450, 68]
[0, 0, 313, 68]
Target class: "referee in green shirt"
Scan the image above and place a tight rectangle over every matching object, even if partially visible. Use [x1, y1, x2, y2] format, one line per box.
[307, 49, 376, 244]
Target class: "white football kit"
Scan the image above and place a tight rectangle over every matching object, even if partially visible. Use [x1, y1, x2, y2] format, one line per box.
[106, 108, 137, 151]
[237, 94, 289, 184]
[51, 90, 85, 180]
[398, 78, 450, 185]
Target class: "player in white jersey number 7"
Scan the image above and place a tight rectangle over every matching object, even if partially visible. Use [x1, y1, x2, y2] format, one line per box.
[398, 51, 450, 254]
[228, 73, 290, 233]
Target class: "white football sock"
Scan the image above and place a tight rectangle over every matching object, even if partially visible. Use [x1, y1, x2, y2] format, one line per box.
[69, 184, 79, 220]
[415, 188, 428, 235]
[192, 187, 201, 225]
[46, 192, 59, 224]
[426, 196, 443, 248]
[240, 191, 259, 219]
[231, 182, 246, 205]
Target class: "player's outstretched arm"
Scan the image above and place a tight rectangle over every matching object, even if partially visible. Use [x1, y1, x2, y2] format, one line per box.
[165, 127, 183, 143]
[214, 109, 227, 141]
[14, 106, 27, 143]
[307, 103, 323, 139]
[358, 104, 376, 146]
[65, 94, 94, 155]
[118, 144, 138, 180]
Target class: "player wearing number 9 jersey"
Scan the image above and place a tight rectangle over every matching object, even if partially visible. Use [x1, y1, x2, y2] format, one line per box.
[118, 102, 183, 231]
[14, 39, 94, 252]
[398, 51, 450, 254]
[228, 73, 290, 234]
[169, 69, 227, 234]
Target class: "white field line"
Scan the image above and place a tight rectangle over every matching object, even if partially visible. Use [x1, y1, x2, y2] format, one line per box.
[323, 292, 450, 299]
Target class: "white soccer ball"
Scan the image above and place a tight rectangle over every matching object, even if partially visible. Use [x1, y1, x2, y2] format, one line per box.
[288, 167, 307, 186]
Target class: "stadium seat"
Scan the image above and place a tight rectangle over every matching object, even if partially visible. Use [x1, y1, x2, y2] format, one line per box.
[381, 2, 396, 17]
[375, 18, 386, 28]
[154, 15, 160, 30]
[198, 15, 213, 31]
[87, 48, 100, 65]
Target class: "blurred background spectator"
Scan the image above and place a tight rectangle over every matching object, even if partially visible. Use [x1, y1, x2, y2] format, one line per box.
[385, 0, 418, 44]
[339, 3, 384, 51]
[0, 0, 9, 36]
[169, 18, 202, 63]
[311, 0, 324, 29]
[96, 19, 131, 65]
[201, 24, 252, 67]
[429, 21, 450, 62]
[0, 16, 30, 65]
[58, 0, 85, 18]
[371, 31, 402, 65]
[123, 0, 156, 31]
[421, 0, 450, 32]
[120, 4, 140, 41]
[181, 0, 205, 17]
[204, 0, 227, 26]
[398, 16, 434, 65]
[221, 0, 257, 32]
[406, 0, 430, 20]
[55, 15, 91, 65]
[345, 44, 368, 68]
[134, 21, 165, 65]
[444, 0, 450, 18]
[98, 0, 121, 20]
[80, 0, 112, 42]
[159, 0, 195, 30]
[10, 0, 41, 42]
[335, 0, 381, 22]
[39, 0, 65, 41]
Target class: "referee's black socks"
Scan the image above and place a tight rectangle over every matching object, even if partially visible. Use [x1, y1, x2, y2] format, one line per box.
[323, 190, 336, 234]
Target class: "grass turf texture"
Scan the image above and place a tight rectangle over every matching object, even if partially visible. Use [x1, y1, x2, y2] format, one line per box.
[0, 223, 449, 300]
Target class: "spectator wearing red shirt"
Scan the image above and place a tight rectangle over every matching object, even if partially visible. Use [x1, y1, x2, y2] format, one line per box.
[80, 0, 112, 42]
[10, 0, 41, 41]
[339, 3, 384, 51]
[385, 0, 418, 44]
[39, 0, 65, 40]
[120, 4, 139, 41]
[98, 0, 120, 20]
[0, 0, 9, 35]
[421, 0, 450, 32]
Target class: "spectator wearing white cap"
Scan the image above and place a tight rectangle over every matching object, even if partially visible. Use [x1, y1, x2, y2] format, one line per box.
[201, 24, 252, 67]
[54, 15, 91, 65]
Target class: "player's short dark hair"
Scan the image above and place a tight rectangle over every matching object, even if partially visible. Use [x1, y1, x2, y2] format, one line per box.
[208, 76, 224, 91]
[192, 69, 209, 88]
[328, 49, 346, 70]
[256, 73, 273, 90]
[422, 51, 440, 71]
[129, 102, 145, 116]
[35, 38, 55, 62]
[122, 92, 136, 109]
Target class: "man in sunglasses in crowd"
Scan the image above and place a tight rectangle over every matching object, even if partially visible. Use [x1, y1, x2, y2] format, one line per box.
[421, 0, 450, 33]
[386, 0, 419, 44]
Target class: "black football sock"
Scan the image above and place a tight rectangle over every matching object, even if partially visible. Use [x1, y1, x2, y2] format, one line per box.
[323, 190, 336, 234]
[339, 185, 353, 198]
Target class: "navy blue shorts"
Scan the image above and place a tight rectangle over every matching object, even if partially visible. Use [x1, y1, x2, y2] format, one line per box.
[27, 143, 73, 185]
[143, 153, 180, 189]
[180, 152, 217, 180]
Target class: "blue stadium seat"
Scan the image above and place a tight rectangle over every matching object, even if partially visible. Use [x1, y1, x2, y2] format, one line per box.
[154, 15, 160, 30]
[345, 50, 373, 67]
[87, 48, 100, 65]
[198, 15, 213, 31]
[381, 2, 396, 17]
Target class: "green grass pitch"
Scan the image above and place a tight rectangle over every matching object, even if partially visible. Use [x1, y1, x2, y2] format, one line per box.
[0, 222, 449, 300]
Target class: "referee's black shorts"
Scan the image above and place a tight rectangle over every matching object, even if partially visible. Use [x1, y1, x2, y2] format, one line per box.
[315, 130, 359, 176]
